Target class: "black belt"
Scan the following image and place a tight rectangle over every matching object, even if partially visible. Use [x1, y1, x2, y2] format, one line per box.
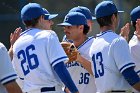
[41, 87, 55, 92]
[111, 90, 127, 92]
[110, 90, 134, 93]
[26, 87, 55, 93]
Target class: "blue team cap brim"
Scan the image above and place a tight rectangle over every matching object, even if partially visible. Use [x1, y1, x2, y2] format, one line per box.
[44, 14, 58, 20]
[57, 23, 72, 26]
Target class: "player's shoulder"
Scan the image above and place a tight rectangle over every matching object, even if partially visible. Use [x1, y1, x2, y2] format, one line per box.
[129, 35, 140, 46]
[84, 36, 94, 44]
[78, 36, 94, 49]
[0, 42, 7, 52]
[0, 42, 5, 48]
[111, 34, 128, 47]
[88, 36, 95, 41]
[38, 30, 57, 37]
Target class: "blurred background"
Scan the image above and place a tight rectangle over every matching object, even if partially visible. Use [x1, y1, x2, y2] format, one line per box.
[0, 0, 139, 49]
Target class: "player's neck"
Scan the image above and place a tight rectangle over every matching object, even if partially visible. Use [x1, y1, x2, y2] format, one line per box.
[73, 35, 88, 48]
[100, 25, 115, 32]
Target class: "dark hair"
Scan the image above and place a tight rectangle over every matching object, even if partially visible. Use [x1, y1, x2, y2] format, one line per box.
[83, 25, 89, 35]
[97, 12, 118, 27]
[132, 21, 136, 30]
[23, 16, 41, 27]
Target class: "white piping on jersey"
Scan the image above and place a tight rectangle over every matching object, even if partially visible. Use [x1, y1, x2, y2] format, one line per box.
[96, 30, 113, 37]
[119, 63, 135, 73]
[0, 74, 17, 84]
[20, 28, 37, 36]
[103, 63, 135, 77]
[137, 70, 140, 75]
[77, 36, 94, 49]
[51, 56, 68, 66]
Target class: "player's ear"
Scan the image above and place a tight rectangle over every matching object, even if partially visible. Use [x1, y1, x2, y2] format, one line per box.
[111, 14, 117, 25]
[79, 25, 84, 30]
[111, 14, 115, 21]
[37, 15, 43, 24]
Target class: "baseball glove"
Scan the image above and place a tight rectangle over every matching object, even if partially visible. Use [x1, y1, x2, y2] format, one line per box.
[61, 42, 79, 62]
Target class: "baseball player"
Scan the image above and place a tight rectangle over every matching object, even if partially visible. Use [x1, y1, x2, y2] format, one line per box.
[63, 6, 96, 42]
[58, 11, 96, 93]
[12, 3, 79, 93]
[129, 6, 140, 77]
[0, 42, 22, 93]
[68, 6, 96, 33]
[89, 1, 140, 93]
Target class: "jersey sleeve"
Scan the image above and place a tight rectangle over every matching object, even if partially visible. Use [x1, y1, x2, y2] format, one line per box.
[0, 43, 17, 85]
[47, 32, 69, 67]
[112, 37, 135, 73]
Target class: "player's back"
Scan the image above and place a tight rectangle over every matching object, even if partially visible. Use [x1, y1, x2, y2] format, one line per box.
[12, 28, 64, 92]
[90, 30, 134, 93]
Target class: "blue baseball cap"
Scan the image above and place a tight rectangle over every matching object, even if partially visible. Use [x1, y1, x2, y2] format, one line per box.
[21, 3, 58, 21]
[69, 6, 96, 20]
[58, 12, 87, 26]
[42, 8, 58, 20]
[95, 1, 124, 18]
[130, 6, 140, 22]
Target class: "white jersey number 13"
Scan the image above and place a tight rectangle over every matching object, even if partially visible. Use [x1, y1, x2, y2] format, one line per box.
[92, 52, 104, 78]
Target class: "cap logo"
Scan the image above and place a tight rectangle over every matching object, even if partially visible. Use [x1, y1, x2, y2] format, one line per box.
[65, 16, 69, 21]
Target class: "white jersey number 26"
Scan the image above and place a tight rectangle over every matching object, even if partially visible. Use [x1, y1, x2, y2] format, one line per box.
[17, 44, 39, 76]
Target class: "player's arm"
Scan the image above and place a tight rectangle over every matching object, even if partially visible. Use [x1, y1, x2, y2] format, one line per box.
[8, 27, 22, 60]
[76, 54, 93, 75]
[122, 66, 140, 91]
[53, 62, 79, 93]
[113, 38, 140, 91]
[3, 80, 22, 93]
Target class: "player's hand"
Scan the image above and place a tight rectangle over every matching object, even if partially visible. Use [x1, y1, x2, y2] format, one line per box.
[64, 87, 70, 93]
[120, 23, 130, 41]
[10, 27, 22, 46]
[9, 27, 22, 60]
[135, 19, 140, 41]
[64, 87, 79, 93]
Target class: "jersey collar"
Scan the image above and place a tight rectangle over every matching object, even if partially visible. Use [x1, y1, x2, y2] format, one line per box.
[20, 28, 39, 36]
[96, 30, 113, 37]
